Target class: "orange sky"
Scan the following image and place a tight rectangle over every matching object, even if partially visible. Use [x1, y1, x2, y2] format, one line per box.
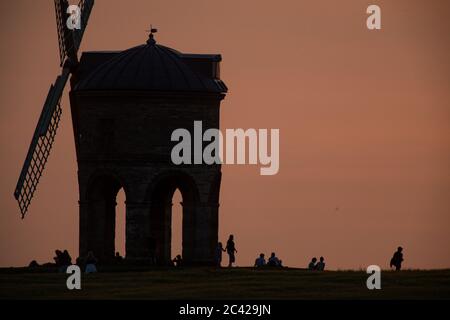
[0, 0, 449, 269]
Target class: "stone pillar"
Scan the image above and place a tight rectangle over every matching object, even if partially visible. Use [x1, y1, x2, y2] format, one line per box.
[79, 198, 117, 262]
[149, 200, 173, 265]
[104, 199, 117, 261]
[125, 201, 151, 262]
[192, 202, 219, 265]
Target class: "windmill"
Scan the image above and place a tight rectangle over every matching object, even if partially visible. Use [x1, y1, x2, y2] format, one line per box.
[13, 0, 95, 218]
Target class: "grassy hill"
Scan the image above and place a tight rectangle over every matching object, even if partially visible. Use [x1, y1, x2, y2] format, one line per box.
[1, 267, 449, 299]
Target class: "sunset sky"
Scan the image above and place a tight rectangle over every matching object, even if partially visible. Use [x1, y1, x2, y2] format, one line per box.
[0, 0, 449, 269]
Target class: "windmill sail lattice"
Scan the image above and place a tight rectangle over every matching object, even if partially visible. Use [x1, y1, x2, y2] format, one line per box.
[73, 0, 94, 54]
[14, 71, 70, 217]
[55, 0, 94, 66]
[14, 0, 94, 218]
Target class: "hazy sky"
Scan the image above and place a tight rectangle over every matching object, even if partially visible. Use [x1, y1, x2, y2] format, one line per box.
[0, 0, 449, 269]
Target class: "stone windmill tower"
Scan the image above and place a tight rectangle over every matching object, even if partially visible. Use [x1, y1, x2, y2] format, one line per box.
[14, 1, 227, 266]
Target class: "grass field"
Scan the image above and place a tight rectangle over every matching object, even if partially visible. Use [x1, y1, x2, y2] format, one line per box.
[1, 267, 449, 299]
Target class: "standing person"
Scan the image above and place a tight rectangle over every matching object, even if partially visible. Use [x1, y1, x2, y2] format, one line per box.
[85, 251, 98, 274]
[215, 242, 226, 267]
[225, 234, 237, 267]
[390, 246, 404, 271]
[316, 256, 326, 271]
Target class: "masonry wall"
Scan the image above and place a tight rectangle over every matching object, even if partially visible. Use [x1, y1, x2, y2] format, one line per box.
[69, 91, 224, 265]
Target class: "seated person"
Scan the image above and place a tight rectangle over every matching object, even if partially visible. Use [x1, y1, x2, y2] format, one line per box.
[308, 257, 317, 270]
[316, 256, 325, 271]
[173, 254, 183, 267]
[267, 252, 282, 267]
[53, 250, 63, 267]
[115, 252, 124, 263]
[85, 251, 98, 274]
[254, 253, 266, 267]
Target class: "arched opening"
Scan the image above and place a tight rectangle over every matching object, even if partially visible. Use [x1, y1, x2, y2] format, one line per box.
[115, 188, 126, 259]
[85, 174, 125, 262]
[148, 172, 199, 265]
[171, 189, 183, 260]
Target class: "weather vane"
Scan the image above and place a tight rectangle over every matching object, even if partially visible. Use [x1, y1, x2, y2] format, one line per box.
[147, 25, 158, 34]
[146, 25, 158, 44]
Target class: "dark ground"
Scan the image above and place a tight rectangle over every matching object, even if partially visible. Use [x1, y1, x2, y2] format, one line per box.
[1, 267, 449, 299]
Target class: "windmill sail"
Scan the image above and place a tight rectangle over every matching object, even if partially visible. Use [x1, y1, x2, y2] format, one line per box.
[55, 0, 95, 66]
[14, 69, 70, 218]
[14, 0, 95, 218]
[55, 0, 75, 66]
[72, 0, 95, 54]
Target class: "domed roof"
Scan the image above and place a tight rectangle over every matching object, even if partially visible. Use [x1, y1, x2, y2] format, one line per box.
[74, 35, 227, 93]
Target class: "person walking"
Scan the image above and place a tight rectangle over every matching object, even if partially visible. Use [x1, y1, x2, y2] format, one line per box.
[225, 234, 237, 267]
[390, 246, 404, 271]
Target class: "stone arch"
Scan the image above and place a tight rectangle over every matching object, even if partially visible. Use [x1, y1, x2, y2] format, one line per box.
[145, 170, 201, 265]
[80, 171, 128, 262]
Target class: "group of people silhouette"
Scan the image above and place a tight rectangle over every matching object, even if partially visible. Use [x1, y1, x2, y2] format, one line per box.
[254, 252, 283, 267]
[171, 234, 238, 267]
[53, 249, 72, 272]
[34, 241, 404, 272]
[213, 234, 237, 267]
[53, 249, 98, 274]
[172, 236, 405, 271]
[308, 256, 326, 271]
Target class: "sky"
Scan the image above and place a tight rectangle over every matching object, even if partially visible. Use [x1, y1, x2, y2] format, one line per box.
[0, 0, 449, 270]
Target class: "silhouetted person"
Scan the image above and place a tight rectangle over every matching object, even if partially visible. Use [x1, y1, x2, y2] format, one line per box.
[53, 250, 63, 266]
[115, 252, 123, 263]
[268, 252, 282, 267]
[254, 253, 266, 267]
[308, 257, 317, 270]
[85, 251, 98, 273]
[28, 260, 39, 268]
[225, 234, 237, 267]
[61, 250, 72, 268]
[316, 256, 325, 271]
[76, 256, 84, 268]
[53, 249, 68, 272]
[173, 254, 183, 267]
[390, 246, 404, 271]
[215, 242, 226, 267]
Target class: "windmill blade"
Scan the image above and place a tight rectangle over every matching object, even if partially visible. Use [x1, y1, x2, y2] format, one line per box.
[54, 0, 95, 66]
[72, 0, 95, 55]
[55, 0, 75, 66]
[14, 69, 70, 218]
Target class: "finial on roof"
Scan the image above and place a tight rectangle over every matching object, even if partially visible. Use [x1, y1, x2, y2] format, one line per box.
[146, 25, 158, 45]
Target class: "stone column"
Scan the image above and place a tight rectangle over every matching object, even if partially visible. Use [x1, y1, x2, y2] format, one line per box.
[191, 202, 219, 265]
[149, 200, 173, 265]
[125, 201, 151, 262]
[79, 198, 116, 262]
